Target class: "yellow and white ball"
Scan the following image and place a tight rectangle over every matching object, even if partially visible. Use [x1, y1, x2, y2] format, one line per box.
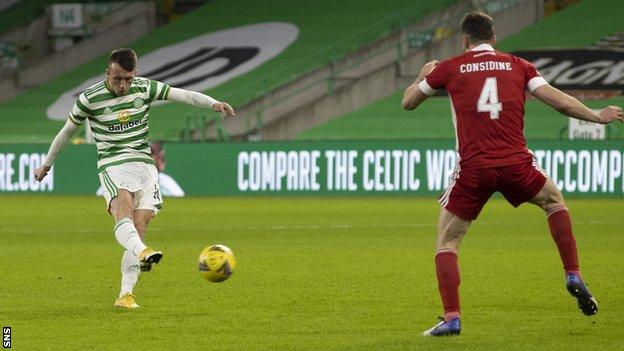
[198, 244, 236, 282]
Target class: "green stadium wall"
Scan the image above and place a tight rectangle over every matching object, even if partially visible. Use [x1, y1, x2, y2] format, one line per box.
[1, 140, 623, 197]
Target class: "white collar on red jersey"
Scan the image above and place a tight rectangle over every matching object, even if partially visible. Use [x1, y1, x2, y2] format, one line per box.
[470, 43, 495, 52]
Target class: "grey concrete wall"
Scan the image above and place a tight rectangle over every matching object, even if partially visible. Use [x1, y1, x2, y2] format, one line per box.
[1, 15, 49, 66]
[0, 1, 155, 101]
[209, 0, 542, 140]
[0, 76, 19, 100]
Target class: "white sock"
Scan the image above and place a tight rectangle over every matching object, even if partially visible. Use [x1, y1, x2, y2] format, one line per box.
[119, 249, 140, 297]
[114, 218, 146, 257]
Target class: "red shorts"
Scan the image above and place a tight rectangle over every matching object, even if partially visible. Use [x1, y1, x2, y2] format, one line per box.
[439, 160, 547, 220]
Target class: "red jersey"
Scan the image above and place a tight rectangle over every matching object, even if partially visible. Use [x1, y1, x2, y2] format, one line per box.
[418, 44, 547, 170]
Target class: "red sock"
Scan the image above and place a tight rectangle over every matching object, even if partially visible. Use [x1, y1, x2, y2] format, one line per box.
[435, 250, 461, 321]
[547, 206, 580, 275]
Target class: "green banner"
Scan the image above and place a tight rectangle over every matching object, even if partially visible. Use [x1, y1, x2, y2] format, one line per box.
[1, 140, 623, 196]
[0, 144, 99, 194]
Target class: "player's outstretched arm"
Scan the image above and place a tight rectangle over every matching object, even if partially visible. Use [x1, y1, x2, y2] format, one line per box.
[402, 60, 439, 110]
[34, 119, 80, 182]
[167, 87, 235, 118]
[532, 84, 624, 124]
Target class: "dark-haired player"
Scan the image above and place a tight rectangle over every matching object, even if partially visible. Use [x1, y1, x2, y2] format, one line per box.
[403, 12, 623, 336]
[34, 48, 236, 309]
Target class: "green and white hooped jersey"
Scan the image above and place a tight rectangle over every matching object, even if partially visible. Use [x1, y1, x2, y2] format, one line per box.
[69, 77, 170, 172]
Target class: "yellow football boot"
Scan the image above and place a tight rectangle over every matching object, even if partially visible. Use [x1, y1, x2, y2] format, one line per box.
[139, 247, 163, 272]
[114, 293, 140, 309]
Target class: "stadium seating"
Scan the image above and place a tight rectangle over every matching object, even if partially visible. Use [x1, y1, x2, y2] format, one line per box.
[0, 0, 48, 35]
[299, 0, 624, 140]
[0, 0, 456, 143]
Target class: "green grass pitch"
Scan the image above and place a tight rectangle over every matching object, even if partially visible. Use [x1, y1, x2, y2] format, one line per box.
[1, 196, 623, 350]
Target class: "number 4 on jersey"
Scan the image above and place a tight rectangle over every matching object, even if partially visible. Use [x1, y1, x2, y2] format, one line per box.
[477, 77, 503, 119]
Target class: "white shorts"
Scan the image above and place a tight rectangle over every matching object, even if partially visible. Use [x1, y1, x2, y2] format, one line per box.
[98, 161, 163, 214]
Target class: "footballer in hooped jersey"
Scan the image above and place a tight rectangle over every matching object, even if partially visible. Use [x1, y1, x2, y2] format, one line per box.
[402, 12, 624, 336]
[34, 48, 236, 309]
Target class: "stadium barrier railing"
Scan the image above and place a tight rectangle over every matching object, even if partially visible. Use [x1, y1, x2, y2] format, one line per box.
[181, 0, 526, 141]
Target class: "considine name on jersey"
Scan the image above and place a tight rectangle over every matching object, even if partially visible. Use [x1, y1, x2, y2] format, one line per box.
[460, 61, 512, 73]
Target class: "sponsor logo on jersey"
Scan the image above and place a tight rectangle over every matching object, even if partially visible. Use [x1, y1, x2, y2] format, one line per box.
[47, 22, 299, 120]
[103, 107, 112, 114]
[117, 111, 131, 123]
[108, 116, 147, 132]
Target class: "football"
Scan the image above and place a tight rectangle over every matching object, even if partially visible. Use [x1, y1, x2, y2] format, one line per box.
[198, 244, 237, 282]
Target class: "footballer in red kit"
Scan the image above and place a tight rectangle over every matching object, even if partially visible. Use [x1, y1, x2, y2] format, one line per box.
[421, 43, 549, 220]
[422, 48, 540, 170]
[402, 11, 624, 336]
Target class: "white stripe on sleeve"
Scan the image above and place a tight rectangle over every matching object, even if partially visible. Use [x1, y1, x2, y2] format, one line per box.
[418, 79, 438, 96]
[527, 76, 548, 93]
